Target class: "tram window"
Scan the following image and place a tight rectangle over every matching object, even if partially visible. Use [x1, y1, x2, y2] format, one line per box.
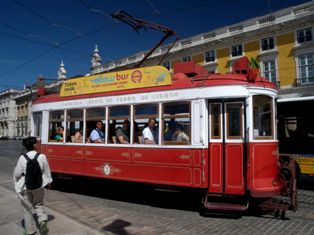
[108, 106, 130, 144]
[48, 110, 64, 142]
[66, 109, 83, 143]
[33, 112, 42, 139]
[163, 102, 191, 145]
[226, 103, 242, 139]
[86, 108, 106, 143]
[134, 104, 159, 144]
[253, 95, 273, 139]
[210, 104, 221, 139]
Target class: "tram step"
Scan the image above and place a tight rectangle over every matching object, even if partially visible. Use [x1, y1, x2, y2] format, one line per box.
[204, 201, 248, 211]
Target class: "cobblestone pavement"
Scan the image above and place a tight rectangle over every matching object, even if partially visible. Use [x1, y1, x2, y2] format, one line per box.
[1, 140, 314, 235]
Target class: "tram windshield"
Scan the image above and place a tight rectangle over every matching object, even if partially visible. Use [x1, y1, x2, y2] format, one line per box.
[253, 95, 274, 139]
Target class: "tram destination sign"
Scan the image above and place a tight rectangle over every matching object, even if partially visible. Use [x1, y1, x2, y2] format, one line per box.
[60, 66, 172, 97]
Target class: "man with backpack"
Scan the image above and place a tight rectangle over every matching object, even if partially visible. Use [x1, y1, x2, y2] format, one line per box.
[14, 136, 53, 235]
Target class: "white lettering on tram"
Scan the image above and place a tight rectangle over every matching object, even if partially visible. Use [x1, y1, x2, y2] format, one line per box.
[116, 96, 136, 103]
[32, 87, 254, 112]
[86, 99, 103, 105]
[62, 91, 181, 108]
[152, 91, 179, 100]
[105, 98, 113, 103]
[64, 101, 83, 107]
[113, 91, 179, 104]
[141, 94, 149, 101]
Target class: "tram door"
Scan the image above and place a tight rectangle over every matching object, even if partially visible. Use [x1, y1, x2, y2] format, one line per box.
[208, 101, 245, 195]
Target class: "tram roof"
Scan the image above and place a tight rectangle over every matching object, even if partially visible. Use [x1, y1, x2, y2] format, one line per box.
[33, 59, 277, 104]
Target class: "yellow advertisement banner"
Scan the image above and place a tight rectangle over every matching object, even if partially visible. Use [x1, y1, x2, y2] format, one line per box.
[60, 66, 172, 97]
[294, 154, 314, 175]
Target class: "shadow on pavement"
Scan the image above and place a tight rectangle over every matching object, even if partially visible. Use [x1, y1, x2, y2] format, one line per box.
[51, 175, 204, 213]
[52, 174, 314, 219]
[102, 219, 132, 235]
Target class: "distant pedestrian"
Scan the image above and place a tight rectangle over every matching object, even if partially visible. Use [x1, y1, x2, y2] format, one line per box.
[13, 136, 53, 235]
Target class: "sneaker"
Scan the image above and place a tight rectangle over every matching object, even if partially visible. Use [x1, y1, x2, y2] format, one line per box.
[39, 221, 49, 235]
[23, 231, 36, 235]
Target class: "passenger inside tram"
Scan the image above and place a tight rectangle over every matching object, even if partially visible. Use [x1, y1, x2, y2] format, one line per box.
[108, 120, 116, 143]
[133, 121, 140, 143]
[142, 118, 158, 144]
[73, 129, 83, 143]
[90, 121, 105, 143]
[54, 126, 64, 142]
[172, 123, 190, 142]
[164, 119, 176, 141]
[116, 119, 130, 144]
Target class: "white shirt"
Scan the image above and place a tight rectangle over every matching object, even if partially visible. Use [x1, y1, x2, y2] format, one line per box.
[13, 150, 53, 193]
[176, 132, 190, 142]
[90, 129, 104, 142]
[142, 127, 156, 143]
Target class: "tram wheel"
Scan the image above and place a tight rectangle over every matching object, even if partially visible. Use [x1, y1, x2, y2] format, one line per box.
[280, 210, 286, 220]
[273, 210, 280, 218]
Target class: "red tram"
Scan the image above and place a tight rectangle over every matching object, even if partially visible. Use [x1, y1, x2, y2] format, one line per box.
[30, 57, 297, 216]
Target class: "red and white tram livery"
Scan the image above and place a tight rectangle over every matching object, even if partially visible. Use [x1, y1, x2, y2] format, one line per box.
[30, 57, 297, 215]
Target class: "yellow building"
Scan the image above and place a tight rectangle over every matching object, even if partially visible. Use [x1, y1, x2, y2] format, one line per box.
[94, 1, 314, 174]
[96, 1, 313, 92]
[13, 91, 33, 138]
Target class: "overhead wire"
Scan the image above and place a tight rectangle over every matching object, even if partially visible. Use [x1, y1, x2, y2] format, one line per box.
[0, 1, 93, 57]
[0, 0, 125, 84]
[79, 0, 119, 23]
[146, 0, 160, 15]
[0, 0, 120, 84]
[0, 19, 90, 57]
[13, 0, 82, 37]
[0, 19, 58, 45]
[0, 23, 118, 82]
[140, 0, 237, 18]
[0, 0, 282, 88]
[0, 31, 90, 57]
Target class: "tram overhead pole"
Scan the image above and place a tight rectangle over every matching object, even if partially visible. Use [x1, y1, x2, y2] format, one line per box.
[111, 10, 179, 68]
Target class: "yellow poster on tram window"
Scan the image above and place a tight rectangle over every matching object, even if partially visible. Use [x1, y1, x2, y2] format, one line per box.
[60, 66, 172, 97]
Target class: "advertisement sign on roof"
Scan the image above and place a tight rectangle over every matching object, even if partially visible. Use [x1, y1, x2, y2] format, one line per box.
[60, 66, 171, 97]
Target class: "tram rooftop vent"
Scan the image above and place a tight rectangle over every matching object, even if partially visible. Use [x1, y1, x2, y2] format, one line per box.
[173, 61, 209, 77]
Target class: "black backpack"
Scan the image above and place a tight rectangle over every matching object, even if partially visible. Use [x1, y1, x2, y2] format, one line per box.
[23, 152, 43, 190]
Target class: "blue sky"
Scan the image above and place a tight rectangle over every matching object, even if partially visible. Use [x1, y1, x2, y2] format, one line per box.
[0, 0, 310, 90]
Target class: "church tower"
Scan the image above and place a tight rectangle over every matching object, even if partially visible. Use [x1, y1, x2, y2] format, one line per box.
[91, 45, 102, 72]
[57, 60, 67, 80]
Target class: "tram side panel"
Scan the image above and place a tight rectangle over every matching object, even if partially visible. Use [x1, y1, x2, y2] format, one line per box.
[83, 147, 208, 188]
[209, 143, 223, 193]
[41, 144, 86, 176]
[224, 142, 245, 195]
[44, 144, 209, 188]
[247, 142, 281, 198]
[208, 141, 281, 197]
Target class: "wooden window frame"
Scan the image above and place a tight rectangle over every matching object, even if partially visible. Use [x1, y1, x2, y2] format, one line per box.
[226, 103, 243, 139]
[210, 103, 221, 139]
